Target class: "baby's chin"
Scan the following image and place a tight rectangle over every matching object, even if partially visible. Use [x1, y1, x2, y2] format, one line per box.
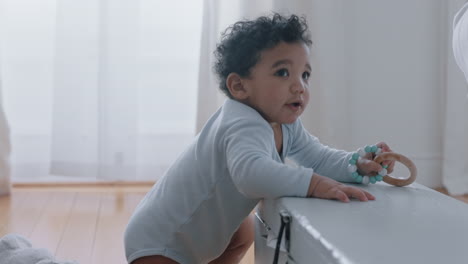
[281, 115, 302, 124]
[264, 111, 304, 124]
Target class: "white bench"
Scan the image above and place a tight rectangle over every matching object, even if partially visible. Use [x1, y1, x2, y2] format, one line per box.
[255, 182, 468, 264]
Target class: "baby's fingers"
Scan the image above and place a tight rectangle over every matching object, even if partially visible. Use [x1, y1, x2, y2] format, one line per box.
[362, 190, 375, 201]
[343, 186, 375, 202]
[375, 141, 395, 173]
[360, 159, 383, 176]
[386, 160, 395, 174]
[334, 190, 350, 203]
[376, 142, 392, 152]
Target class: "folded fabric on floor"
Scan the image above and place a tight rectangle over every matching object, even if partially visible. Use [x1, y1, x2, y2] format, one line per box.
[0, 233, 78, 264]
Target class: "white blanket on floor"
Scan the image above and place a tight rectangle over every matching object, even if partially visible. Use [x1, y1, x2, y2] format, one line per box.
[0, 234, 78, 264]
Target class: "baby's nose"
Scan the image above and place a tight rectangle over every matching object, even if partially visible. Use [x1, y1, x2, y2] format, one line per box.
[290, 81, 305, 93]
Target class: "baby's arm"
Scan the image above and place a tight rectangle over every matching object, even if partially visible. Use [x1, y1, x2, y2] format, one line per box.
[225, 119, 375, 202]
[287, 120, 386, 182]
[224, 117, 375, 202]
[307, 173, 375, 202]
[224, 118, 314, 199]
[286, 121, 354, 182]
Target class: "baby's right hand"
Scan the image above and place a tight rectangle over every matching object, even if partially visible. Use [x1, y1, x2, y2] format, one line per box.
[307, 173, 375, 203]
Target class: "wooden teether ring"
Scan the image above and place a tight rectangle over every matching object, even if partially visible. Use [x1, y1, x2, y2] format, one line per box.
[373, 152, 417, 187]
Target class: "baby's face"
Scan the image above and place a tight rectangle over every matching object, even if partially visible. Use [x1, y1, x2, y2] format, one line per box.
[241, 42, 311, 124]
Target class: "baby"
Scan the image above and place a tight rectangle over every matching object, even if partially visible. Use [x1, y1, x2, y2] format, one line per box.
[124, 13, 394, 264]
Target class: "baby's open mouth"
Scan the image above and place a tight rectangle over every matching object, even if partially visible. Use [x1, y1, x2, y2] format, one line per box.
[287, 101, 303, 111]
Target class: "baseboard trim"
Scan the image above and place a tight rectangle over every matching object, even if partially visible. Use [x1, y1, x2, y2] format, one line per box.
[12, 181, 155, 188]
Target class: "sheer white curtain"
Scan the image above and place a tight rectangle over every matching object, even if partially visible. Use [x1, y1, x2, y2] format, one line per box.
[0, 0, 11, 194]
[443, 0, 468, 195]
[50, 0, 139, 181]
[197, 0, 459, 189]
[0, 46, 12, 195]
[1, 0, 203, 182]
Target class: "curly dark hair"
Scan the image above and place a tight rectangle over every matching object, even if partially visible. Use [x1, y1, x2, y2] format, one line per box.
[214, 13, 313, 98]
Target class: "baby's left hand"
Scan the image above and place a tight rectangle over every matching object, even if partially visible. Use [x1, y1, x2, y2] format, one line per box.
[356, 142, 395, 176]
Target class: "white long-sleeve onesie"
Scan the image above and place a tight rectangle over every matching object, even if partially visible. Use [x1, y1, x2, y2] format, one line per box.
[124, 99, 354, 264]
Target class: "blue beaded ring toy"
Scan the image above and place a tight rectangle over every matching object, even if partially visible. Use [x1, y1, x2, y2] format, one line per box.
[347, 145, 389, 185]
[348, 145, 418, 187]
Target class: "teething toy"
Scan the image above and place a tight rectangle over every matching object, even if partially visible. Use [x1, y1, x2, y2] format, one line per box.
[374, 152, 417, 187]
[347, 145, 417, 187]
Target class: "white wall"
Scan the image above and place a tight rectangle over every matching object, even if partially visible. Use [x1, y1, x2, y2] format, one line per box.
[277, 0, 446, 188]
[345, 1, 444, 188]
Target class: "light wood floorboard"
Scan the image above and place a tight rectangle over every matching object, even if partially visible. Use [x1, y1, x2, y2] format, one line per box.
[0, 186, 254, 264]
[55, 192, 101, 264]
[434, 187, 468, 203]
[91, 192, 144, 264]
[29, 192, 76, 256]
[0, 191, 51, 238]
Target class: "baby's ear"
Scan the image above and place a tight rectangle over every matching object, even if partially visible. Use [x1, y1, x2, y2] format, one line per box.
[226, 73, 248, 100]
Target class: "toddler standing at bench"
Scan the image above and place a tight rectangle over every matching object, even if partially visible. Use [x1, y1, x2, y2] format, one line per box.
[124, 13, 394, 264]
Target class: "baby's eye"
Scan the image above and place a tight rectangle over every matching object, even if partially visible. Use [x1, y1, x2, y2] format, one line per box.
[302, 71, 310, 81]
[275, 69, 289, 77]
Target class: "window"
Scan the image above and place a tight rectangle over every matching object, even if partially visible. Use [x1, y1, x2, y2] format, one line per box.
[0, 0, 204, 182]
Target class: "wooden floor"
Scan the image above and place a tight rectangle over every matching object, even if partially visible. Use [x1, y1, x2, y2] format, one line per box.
[0, 185, 254, 264]
[1, 185, 466, 264]
[434, 187, 468, 203]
